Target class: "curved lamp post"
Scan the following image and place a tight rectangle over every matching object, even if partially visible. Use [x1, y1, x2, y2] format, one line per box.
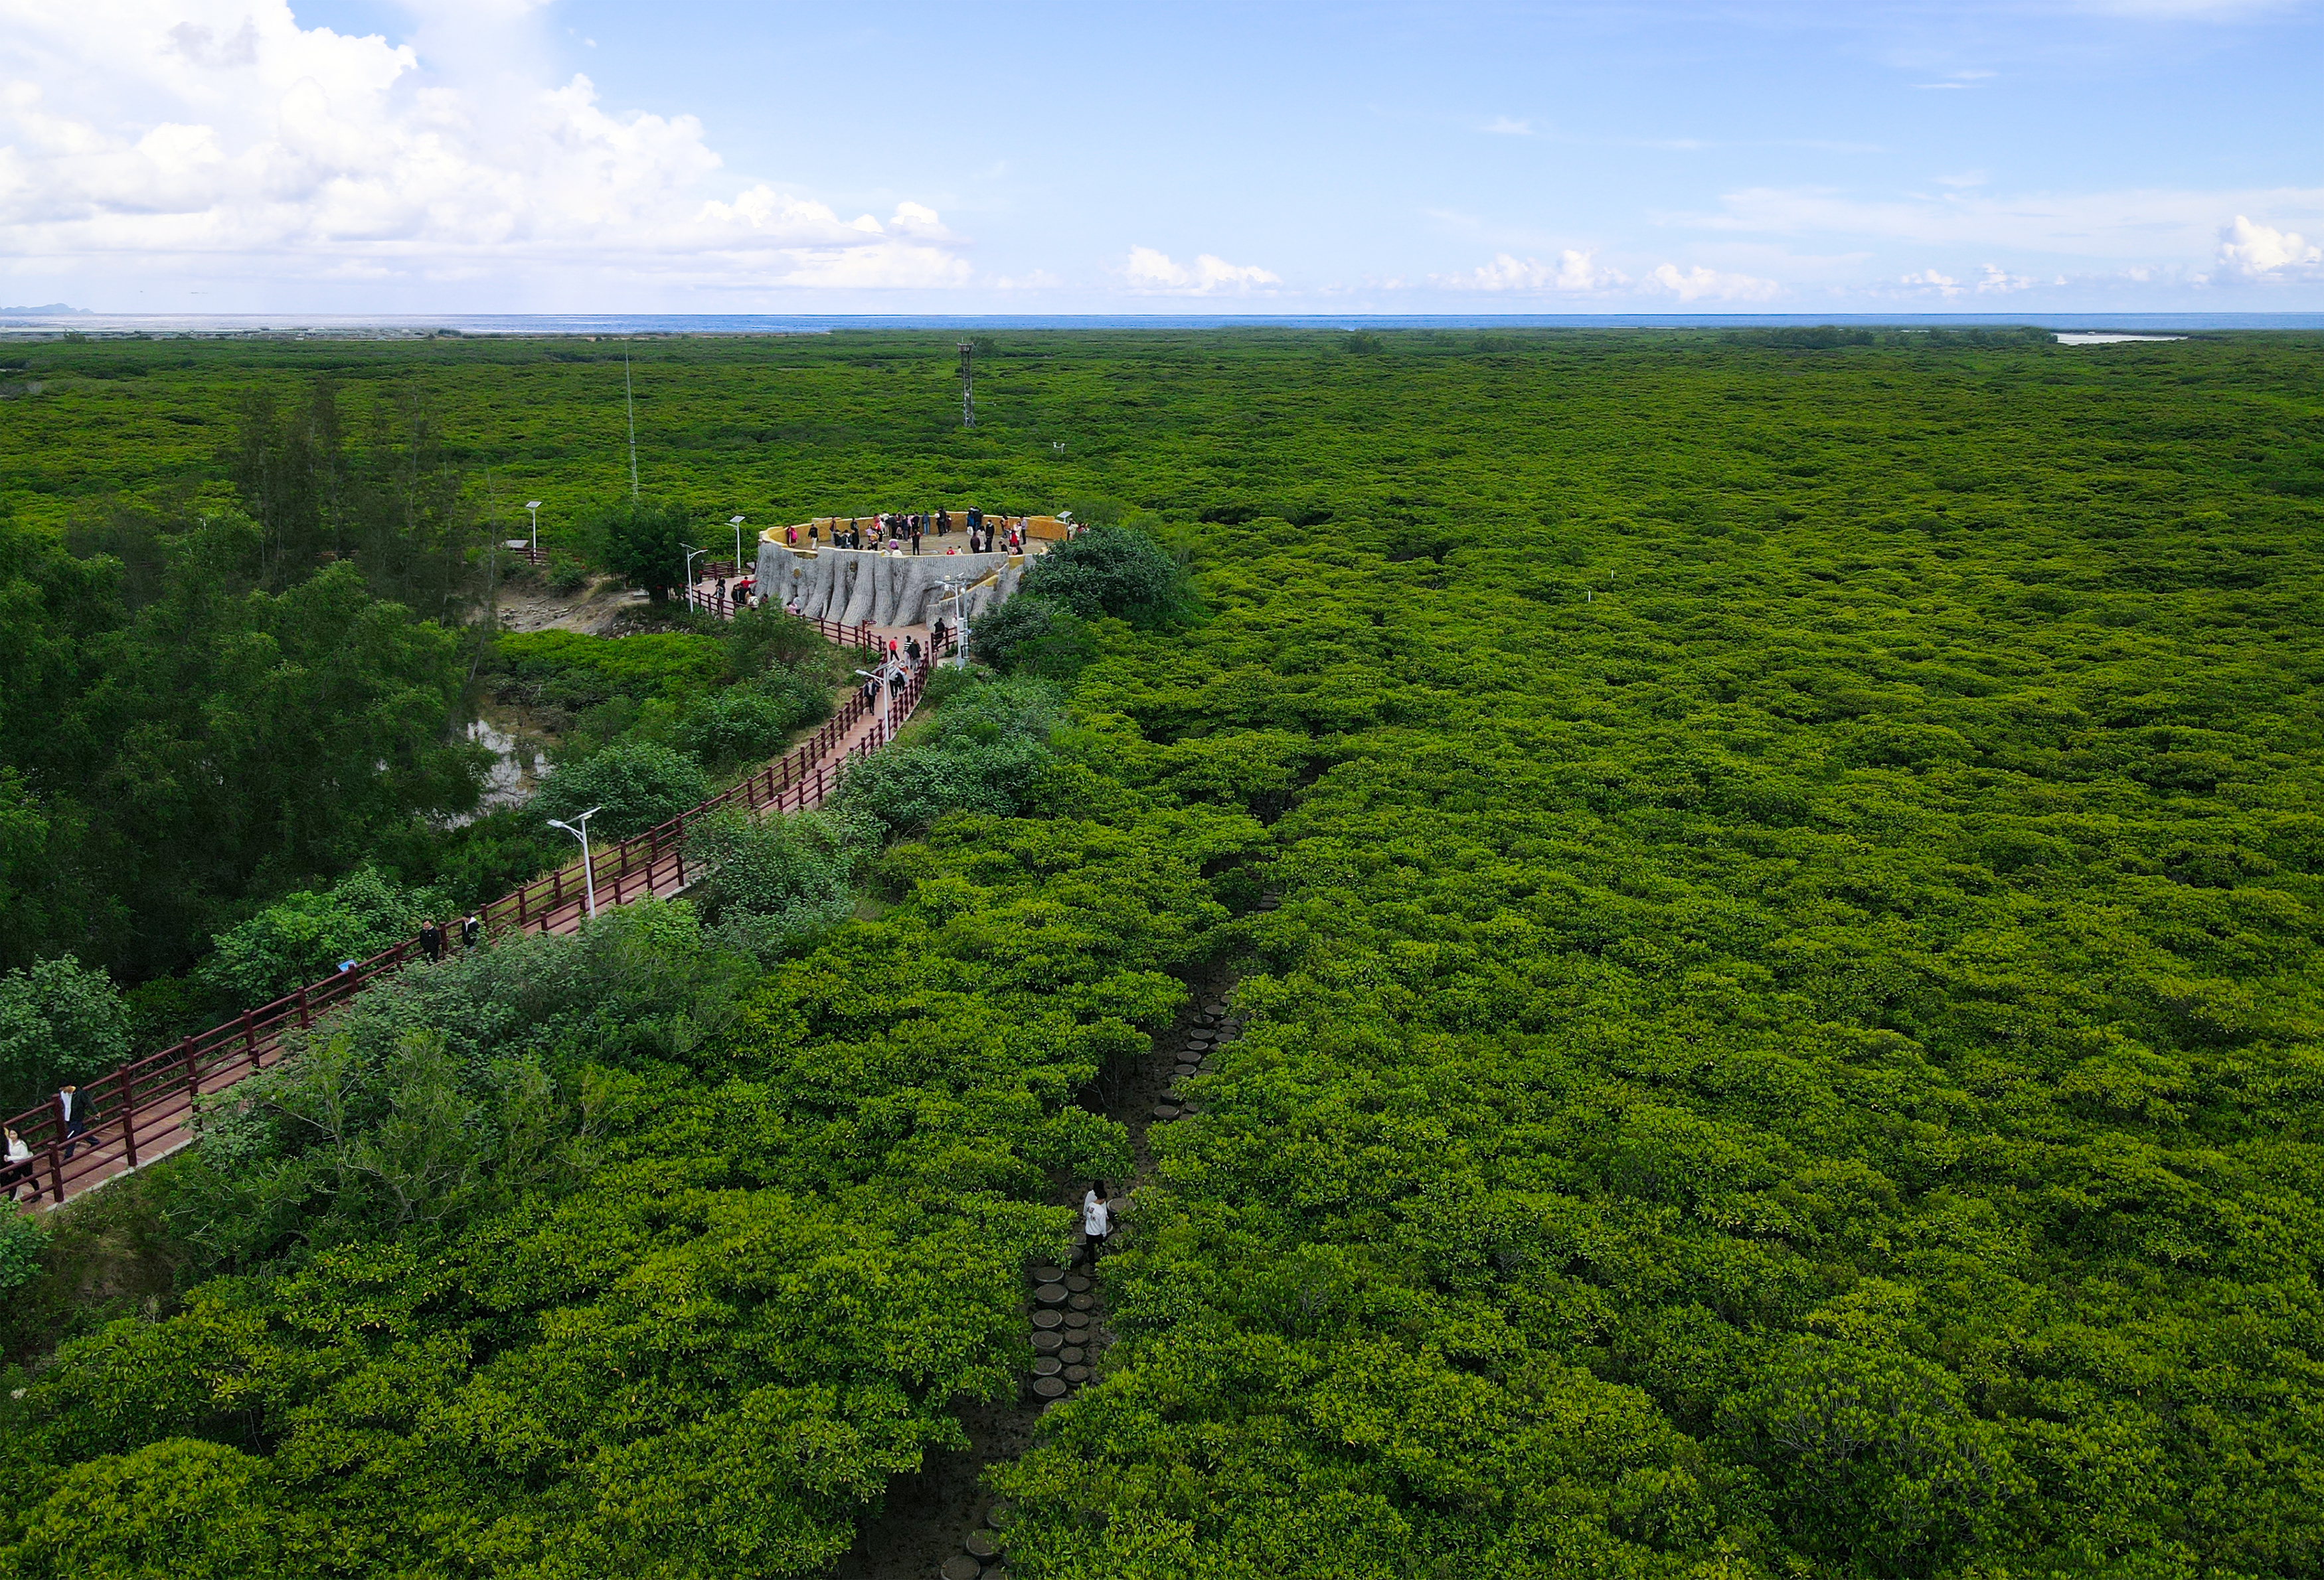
[545, 807, 603, 919]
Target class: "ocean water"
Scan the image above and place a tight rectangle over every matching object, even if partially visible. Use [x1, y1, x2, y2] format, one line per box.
[3, 311, 2320, 338]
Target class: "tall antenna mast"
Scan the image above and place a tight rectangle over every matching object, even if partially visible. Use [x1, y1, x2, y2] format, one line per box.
[624, 350, 640, 500]
[957, 342, 975, 428]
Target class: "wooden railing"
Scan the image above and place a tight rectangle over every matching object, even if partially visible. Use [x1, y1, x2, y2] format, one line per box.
[1, 628, 947, 1210]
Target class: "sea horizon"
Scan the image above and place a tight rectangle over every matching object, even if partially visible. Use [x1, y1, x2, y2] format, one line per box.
[3, 309, 2320, 339]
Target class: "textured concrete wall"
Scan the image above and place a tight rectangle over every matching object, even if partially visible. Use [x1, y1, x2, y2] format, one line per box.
[754, 539, 1017, 630]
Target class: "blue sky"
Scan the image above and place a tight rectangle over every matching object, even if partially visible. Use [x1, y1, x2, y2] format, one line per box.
[3, 0, 2320, 311]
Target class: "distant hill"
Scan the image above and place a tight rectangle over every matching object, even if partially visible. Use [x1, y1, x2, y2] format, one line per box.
[0, 303, 92, 315]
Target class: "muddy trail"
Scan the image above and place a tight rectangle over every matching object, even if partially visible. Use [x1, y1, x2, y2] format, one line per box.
[836, 897, 1275, 1580]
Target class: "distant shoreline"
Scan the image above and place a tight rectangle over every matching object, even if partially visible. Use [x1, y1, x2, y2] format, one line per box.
[3, 310, 2320, 340]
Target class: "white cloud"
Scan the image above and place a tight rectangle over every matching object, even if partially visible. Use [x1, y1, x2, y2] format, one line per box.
[2214, 214, 2324, 279]
[1432, 250, 1623, 292]
[1121, 246, 1280, 294]
[0, 0, 969, 291]
[1900, 269, 1963, 297]
[1644, 262, 1780, 302]
[1683, 182, 2324, 265]
[1975, 263, 2038, 293]
[1482, 116, 1534, 136]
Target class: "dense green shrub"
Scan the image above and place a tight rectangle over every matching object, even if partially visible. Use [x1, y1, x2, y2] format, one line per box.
[493, 629, 726, 704]
[677, 669, 829, 769]
[1016, 524, 1193, 627]
[542, 550, 591, 595]
[837, 676, 1064, 833]
[683, 807, 874, 963]
[0, 1208, 48, 1296]
[724, 603, 829, 677]
[531, 740, 712, 841]
[969, 595, 1095, 678]
[173, 902, 753, 1268]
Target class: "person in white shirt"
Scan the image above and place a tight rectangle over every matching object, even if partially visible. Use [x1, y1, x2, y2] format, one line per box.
[1078, 1181, 1112, 1269]
[2, 1125, 33, 1202]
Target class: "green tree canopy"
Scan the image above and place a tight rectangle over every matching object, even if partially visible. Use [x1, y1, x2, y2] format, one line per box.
[587, 500, 695, 603]
[533, 740, 712, 842]
[0, 954, 129, 1111]
[1017, 525, 1194, 628]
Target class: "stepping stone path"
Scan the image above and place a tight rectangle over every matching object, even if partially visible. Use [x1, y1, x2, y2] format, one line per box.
[930, 955, 1260, 1578]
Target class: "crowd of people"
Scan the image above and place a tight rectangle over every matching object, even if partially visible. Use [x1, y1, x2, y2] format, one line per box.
[783, 507, 1037, 558]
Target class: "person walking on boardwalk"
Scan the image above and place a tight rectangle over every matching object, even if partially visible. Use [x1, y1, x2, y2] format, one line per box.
[56, 1083, 94, 1162]
[420, 920, 444, 963]
[1077, 1181, 1112, 1269]
[910, 516, 923, 555]
[2, 1126, 33, 1202]
[461, 914, 481, 950]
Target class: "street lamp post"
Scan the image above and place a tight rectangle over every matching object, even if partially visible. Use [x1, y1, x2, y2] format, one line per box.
[545, 807, 603, 919]
[729, 514, 746, 577]
[525, 501, 542, 556]
[682, 543, 706, 613]
[938, 574, 971, 669]
[854, 666, 896, 746]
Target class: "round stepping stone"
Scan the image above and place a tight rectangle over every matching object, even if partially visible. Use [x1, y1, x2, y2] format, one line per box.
[1064, 1273, 1091, 1293]
[1033, 1331, 1062, 1354]
[1031, 1265, 1064, 1282]
[1031, 1356, 1062, 1378]
[1059, 1346, 1084, 1364]
[965, 1532, 1001, 1559]
[1035, 1284, 1068, 1305]
[941, 1559, 980, 1580]
[1068, 1292, 1095, 1312]
[1032, 1310, 1063, 1330]
[1153, 1105, 1180, 1122]
[1032, 1376, 1067, 1399]
[1064, 1365, 1091, 1383]
[986, 1503, 1013, 1530]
